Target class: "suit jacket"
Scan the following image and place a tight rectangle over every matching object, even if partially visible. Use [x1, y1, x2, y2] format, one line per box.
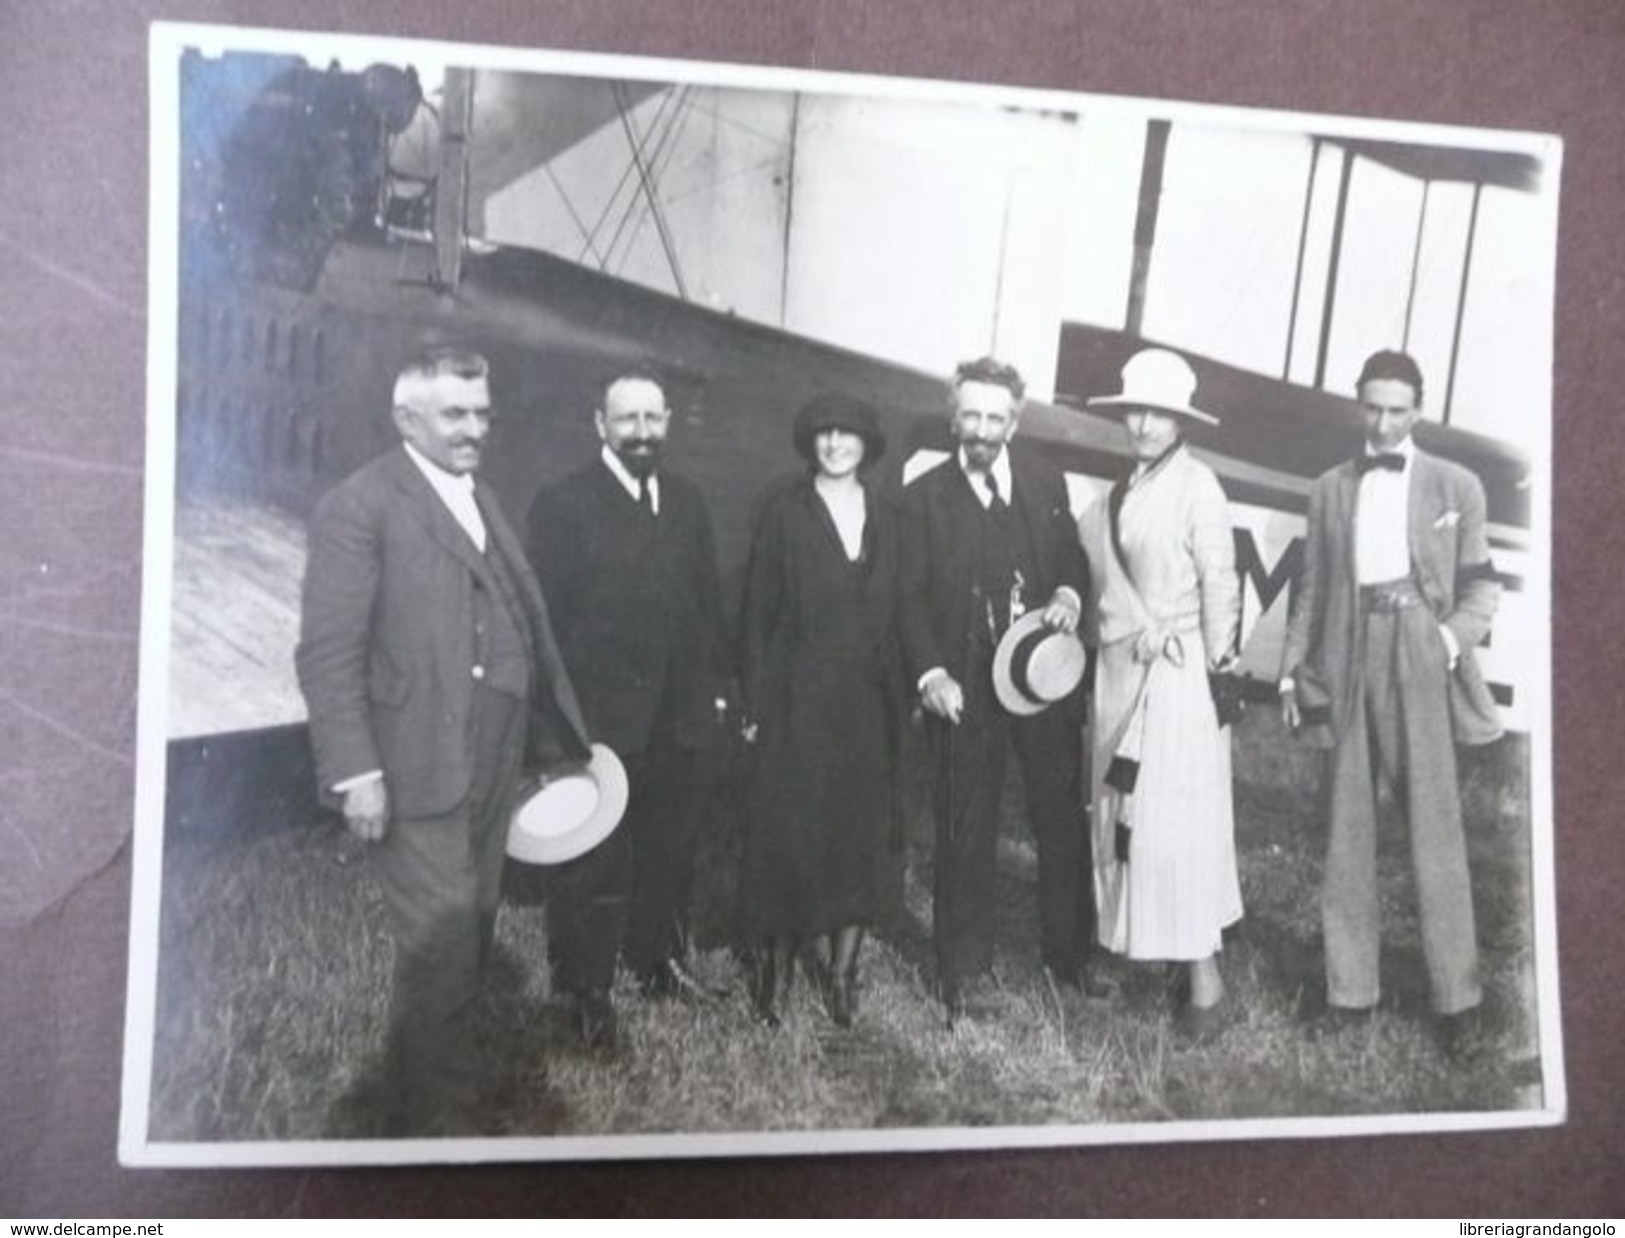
[296, 446, 591, 818]
[525, 460, 727, 754]
[898, 445, 1089, 700]
[1280, 446, 1502, 748]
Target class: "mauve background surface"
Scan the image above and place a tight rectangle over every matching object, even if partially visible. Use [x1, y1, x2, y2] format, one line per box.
[1, 0, 1619, 1216]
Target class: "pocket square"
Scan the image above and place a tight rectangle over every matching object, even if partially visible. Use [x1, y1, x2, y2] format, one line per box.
[1433, 509, 1462, 529]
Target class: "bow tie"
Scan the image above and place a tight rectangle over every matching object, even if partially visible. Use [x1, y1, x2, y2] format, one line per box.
[1356, 452, 1406, 475]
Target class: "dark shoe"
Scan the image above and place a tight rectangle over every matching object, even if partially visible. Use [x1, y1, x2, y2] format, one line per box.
[751, 965, 789, 1029]
[674, 956, 728, 999]
[752, 940, 797, 1027]
[1299, 997, 1375, 1041]
[636, 961, 679, 1000]
[752, 995, 783, 1029]
[574, 990, 620, 1053]
[1082, 968, 1122, 1002]
[640, 957, 722, 1002]
[1045, 962, 1080, 991]
[1436, 1007, 1492, 1063]
[801, 947, 834, 1010]
[1174, 999, 1235, 1045]
[829, 973, 855, 1029]
[940, 974, 998, 1028]
[1050, 961, 1120, 1003]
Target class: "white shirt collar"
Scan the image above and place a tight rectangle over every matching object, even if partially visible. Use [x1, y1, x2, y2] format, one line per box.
[404, 439, 474, 492]
[402, 441, 486, 551]
[600, 444, 660, 512]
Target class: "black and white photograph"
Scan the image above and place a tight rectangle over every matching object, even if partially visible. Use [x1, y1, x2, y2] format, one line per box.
[121, 20, 1562, 1166]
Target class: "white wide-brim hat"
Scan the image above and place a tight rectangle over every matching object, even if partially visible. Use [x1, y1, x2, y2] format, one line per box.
[1086, 347, 1219, 426]
[506, 743, 629, 865]
[992, 610, 1089, 717]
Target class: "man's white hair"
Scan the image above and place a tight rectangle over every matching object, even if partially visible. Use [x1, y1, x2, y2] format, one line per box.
[392, 347, 489, 410]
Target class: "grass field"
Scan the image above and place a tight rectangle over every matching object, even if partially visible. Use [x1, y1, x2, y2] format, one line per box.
[148, 706, 1546, 1144]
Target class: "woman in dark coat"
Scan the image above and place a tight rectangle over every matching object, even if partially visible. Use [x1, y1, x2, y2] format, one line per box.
[738, 394, 901, 1027]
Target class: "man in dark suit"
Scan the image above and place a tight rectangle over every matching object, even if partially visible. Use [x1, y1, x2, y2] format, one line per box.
[899, 356, 1094, 1023]
[296, 346, 591, 1132]
[1281, 349, 1502, 1056]
[525, 364, 727, 1047]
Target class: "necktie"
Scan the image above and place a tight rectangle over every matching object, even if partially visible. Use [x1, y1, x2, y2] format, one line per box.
[1356, 452, 1406, 475]
[984, 471, 1005, 511]
[637, 476, 655, 518]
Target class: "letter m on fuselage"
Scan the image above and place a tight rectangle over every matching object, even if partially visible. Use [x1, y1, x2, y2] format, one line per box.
[1235, 526, 1302, 619]
[1226, 508, 1308, 679]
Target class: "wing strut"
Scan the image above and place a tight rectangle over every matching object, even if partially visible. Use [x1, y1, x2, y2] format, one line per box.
[431, 68, 475, 290]
[613, 81, 690, 300]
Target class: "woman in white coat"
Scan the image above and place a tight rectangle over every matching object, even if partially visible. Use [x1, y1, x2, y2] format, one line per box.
[1078, 349, 1243, 1033]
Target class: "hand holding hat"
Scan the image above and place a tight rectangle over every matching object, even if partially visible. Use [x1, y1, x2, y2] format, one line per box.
[1039, 589, 1081, 635]
[993, 611, 1089, 716]
[506, 743, 630, 865]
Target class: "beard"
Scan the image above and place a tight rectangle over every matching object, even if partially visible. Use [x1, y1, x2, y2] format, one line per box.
[959, 438, 1003, 469]
[614, 439, 664, 479]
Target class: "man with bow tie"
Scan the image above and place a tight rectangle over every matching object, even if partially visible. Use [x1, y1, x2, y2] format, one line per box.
[1280, 349, 1502, 1056]
[899, 356, 1095, 1024]
[296, 346, 591, 1132]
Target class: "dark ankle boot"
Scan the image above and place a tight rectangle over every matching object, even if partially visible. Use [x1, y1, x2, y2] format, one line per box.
[754, 938, 795, 1027]
[830, 970, 854, 1028]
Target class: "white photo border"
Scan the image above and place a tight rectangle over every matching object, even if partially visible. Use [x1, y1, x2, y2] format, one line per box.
[124, 19, 1564, 1168]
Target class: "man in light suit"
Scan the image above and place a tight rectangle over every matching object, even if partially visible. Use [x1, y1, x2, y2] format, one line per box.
[525, 364, 728, 1048]
[1280, 349, 1501, 1056]
[296, 347, 590, 1131]
[899, 356, 1094, 1024]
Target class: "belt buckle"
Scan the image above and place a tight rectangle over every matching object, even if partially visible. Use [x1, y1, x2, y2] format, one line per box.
[1370, 585, 1414, 612]
[1362, 585, 1386, 612]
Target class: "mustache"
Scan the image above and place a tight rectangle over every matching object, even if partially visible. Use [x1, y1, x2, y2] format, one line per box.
[617, 441, 663, 476]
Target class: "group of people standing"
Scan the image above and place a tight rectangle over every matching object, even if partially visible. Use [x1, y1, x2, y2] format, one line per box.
[295, 339, 1501, 1134]
[736, 350, 1260, 1036]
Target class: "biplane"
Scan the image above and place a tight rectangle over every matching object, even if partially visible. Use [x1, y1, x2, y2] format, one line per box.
[162, 50, 1542, 827]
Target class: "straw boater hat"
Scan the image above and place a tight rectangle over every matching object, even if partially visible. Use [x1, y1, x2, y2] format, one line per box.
[1085, 348, 1219, 426]
[993, 611, 1089, 717]
[506, 743, 629, 865]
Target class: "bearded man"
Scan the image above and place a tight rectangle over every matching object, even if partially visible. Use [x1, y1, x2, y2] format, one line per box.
[524, 364, 728, 1048]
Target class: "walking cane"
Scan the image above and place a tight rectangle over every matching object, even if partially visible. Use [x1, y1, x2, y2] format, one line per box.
[946, 584, 984, 854]
[938, 586, 983, 1003]
[939, 702, 961, 1006]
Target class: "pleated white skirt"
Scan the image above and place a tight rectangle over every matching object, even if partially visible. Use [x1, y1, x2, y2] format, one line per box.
[1091, 639, 1243, 960]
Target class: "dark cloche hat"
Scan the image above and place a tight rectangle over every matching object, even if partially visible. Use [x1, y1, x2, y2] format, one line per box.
[792, 393, 887, 466]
